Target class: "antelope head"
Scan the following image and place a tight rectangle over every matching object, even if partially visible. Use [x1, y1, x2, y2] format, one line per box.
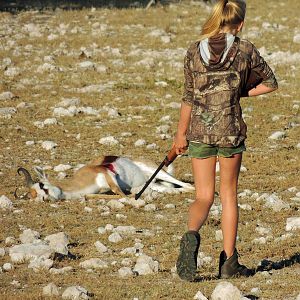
[17, 167, 63, 201]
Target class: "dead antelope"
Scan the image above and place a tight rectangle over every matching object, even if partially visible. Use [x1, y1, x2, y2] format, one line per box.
[17, 156, 194, 201]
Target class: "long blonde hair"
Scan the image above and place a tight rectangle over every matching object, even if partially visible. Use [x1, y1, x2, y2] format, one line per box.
[199, 0, 246, 40]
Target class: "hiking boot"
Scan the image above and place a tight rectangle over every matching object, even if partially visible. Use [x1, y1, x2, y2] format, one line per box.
[219, 249, 253, 279]
[176, 231, 200, 281]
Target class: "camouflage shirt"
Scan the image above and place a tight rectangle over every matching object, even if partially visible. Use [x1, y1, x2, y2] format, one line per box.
[182, 36, 278, 147]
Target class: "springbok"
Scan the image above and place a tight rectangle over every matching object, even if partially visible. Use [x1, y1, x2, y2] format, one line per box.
[17, 155, 194, 201]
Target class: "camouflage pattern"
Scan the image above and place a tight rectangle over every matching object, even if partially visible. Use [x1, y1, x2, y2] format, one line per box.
[182, 37, 278, 147]
[176, 231, 200, 281]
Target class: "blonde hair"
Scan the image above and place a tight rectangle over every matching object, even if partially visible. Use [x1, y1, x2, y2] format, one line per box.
[199, 0, 246, 40]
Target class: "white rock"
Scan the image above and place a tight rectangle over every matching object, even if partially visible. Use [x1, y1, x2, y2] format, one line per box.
[134, 139, 146, 147]
[215, 230, 223, 241]
[49, 266, 73, 274]
[264, 194, 290, 212]
[105, 224, 114, 231]
[296, 143, 300, 149]
[42, 141, 57, 151]
[9, 243, 53, 263]
[5, 236, 16, 246]
[28, 256, 53, 272]
[121, 258, 133, 267]
[144, 204, 156, 211]
[0, 195, 13, 210]
[99, 136, 119, 146]
[293, 33, 300, 43]
[0, 92, 15, 101]
[43, 283, 60, 297]
[194, 291, 208, 300]
[120, 247, 137, 255]
[80, 258, 108, 269]
[95, 241, 108, 253]
[3, 263, 13, 271]
[53, 107, 78, 117]
[156, 124, 170, 134]
[0, 107, 17, 117]
[239, 204, 252, 210]
[19, 229, 40, 244]
[54, 164, 72, 172]
[114, 226, 136, 235]
[211, 281, 241, 300]
[62, 286, 91, 300]
[107, 108, 120, 117]
[252, 237, 267, 244]
[37, 63, 56, 73]
[268, 131, 286, 140]
[57, 98, 81, 107]
[108, 232, 123, 243]
[0, 248, 5, 257]
[118, 266, 133, 277]
[97, 227, 106, 235]
[78, 61, 95, 70]
[26, 141, 35, 146]
[44, 118, 58, 125]
[286, 217, 300, 231]
[133, 254, 159, 275]
[165, 203, 176, 209]
[4, 67, 20, 77]
[296, 292, 300, 300]
[256, 227, 271, 235]
[45, 232, 69, 255]
[107, 200, 125, 210]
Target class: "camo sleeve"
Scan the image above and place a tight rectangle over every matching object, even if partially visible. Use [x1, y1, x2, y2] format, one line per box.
[250, 45, 278, 89]
[182, 49, 194, 105]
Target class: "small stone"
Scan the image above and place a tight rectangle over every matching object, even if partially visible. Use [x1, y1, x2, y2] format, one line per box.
[215, 230, 223, 241]
[268, 131, 286, 140]
[0, 248, 5, 257]
[144, 204, 156, 211]
[107, 200, 125, 210]
[80, 258, 108, 269]
[3, 263, 14, 271]
[211, 281, 241, 300]
[54, 164, 72, 172]
[43, 282, 60, 297]
[42, 141, 57, 151]
[118, 266, 133, 277]
[133, 254, 159, 275]
[194, 290, 208, 300]
[62, 286, 91, 300]
[0, 195, 13, 210]
[0, 91, 15, 101]
[105, 224, 114, 231]
[286, 217, 300, 231]
[134, 139, 146, 147]
[5, 236, 16, 246]
[20, 229, 40, 244]
[95, 241, 108, 253]
[97, 227, 106, 235]
[108, 232, 123, 243]
[99, 136, 119, 146]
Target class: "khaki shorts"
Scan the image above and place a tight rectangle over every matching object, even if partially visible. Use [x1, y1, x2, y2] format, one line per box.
[188, 141, 246, 159]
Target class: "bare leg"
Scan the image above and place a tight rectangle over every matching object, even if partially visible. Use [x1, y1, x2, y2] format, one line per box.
[219, 153, 242, 257]
[188, 157, 217, 231]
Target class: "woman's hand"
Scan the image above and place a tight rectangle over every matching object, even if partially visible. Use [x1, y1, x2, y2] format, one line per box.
[173, 132, 188, 155]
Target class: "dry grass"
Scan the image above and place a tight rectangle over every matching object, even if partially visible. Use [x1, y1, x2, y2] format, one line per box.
[0, 0, 300, 299]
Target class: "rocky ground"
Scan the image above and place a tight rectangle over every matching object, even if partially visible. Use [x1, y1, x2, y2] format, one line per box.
[0, 0, 299, 299]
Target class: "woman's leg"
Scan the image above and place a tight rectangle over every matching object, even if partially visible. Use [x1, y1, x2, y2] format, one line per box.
[219, 153, 242, 257]
[188, 156, 217, 231]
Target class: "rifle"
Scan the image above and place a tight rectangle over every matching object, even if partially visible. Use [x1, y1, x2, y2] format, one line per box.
[135, 147, 178, 200]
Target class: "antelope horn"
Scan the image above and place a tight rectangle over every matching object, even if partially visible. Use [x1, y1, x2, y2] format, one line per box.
[17, 167, 35, 187]
[14, 188, 29, 200]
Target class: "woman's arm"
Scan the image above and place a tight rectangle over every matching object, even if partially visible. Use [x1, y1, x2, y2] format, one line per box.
[173, 102, 192, 155]
[248, 83, 277, 97]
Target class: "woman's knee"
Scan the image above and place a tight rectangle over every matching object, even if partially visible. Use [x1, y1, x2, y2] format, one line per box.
[194, 194, 214, 208]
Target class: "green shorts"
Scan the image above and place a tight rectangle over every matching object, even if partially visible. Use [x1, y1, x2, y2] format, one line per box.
[188, 141, 246, 159]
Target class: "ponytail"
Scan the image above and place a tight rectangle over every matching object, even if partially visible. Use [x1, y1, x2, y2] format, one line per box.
[199, 0, 246, 40]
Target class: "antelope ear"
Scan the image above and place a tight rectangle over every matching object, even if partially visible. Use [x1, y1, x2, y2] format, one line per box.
[33, 166, 47, 180]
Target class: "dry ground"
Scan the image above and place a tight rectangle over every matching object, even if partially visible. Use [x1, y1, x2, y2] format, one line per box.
[0, 0, 299, 299]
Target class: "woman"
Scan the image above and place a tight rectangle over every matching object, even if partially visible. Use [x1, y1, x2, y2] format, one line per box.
[174, 0, 278, 281]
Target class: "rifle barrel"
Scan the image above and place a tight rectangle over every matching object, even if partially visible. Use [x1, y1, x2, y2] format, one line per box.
[134, 159, 166, 200]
